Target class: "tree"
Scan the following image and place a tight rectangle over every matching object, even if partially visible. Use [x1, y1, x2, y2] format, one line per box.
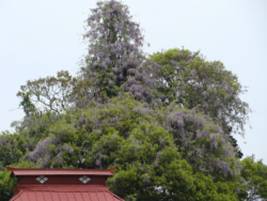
[150, 49, 249, 136]
[162, 104, 240, 178]
[82, 0, 144, 101]
[241, 157, 267, 201]
[17, 71, 76, 115]
[2, 1, 265, 201]
[0, 171, 15, 201]
[0, 133, 26, 169]
[150, 49, 249, 157]
[6, 96, 240, 201]
[123, 60, 164, 105]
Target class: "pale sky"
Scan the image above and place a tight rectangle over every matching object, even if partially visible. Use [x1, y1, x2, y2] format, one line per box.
[0, 0, 266, 162]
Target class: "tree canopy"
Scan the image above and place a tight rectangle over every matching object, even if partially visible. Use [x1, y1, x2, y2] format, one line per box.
[82, 0, 144, 101]
[0, 1, 266, 201]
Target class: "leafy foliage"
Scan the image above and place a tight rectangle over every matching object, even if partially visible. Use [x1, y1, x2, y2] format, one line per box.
[0, 133, 26, 169]
[0, 171, 15, 201]
[82, 0, 144, 100]
[163, 106, 240, 178]
[123, 60, 163, 104]
[1, 1, 265, 201]
[241, 157, 267, 201]
[150, 49, 249, 136]
[2, 96, 241, 200]
[17, 71, 76, 115]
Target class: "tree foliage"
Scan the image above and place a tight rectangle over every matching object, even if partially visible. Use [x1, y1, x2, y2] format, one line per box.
[0, 132, 28, 169]
[150, 49, 249, 135]
[0, 171, 15, 201]
[241, 157, 267, 201]
[82, 0, 144, 100]
[1, 97, 241, 201]
[17, 71, 76, 115]
[1, 1, 265, 201]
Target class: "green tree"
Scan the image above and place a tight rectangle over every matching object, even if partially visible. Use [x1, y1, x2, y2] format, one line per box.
[150, 49, 249, 157]
[150, 49, 249, 136]
[241, 157, 267, 201]
[8, 96, 241, 201]
[2, 1, 265, 201]
[17, 70, 76, 115]
[0, 171, 15, 201]
[0, 133, 26, 169]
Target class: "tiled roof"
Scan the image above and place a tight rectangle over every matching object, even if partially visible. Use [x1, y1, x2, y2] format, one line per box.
[11, 185, 123, 201]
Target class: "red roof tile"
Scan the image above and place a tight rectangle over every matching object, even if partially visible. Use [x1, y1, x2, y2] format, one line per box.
[9, 168, 124, 201]
[11, 185, 123, 201]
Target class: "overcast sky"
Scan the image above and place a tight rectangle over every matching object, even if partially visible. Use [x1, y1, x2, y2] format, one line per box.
[0, 0, 266, 162]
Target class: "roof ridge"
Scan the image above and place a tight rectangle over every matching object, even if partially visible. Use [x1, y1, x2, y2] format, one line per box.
[9, 168, 113, 176]
[8, 167, 113, 172]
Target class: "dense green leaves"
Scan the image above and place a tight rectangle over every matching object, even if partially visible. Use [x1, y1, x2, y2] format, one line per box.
[2, 96, 264, 201]
[0, 133, 26, 169]
[0, 1, 265, 201]
[0, 96, 246, 200]
[150, 49, 249, 136]
[0, 171, 15, 201]
[241, 157, 267, 200]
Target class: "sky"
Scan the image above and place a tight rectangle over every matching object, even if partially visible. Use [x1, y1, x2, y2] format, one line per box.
[0, 0, 266, 162]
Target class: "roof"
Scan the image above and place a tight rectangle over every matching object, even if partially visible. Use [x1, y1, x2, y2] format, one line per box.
[9, 168, 113, 176]
[11, 185, 124, 201]
[9, 168, 124, 201]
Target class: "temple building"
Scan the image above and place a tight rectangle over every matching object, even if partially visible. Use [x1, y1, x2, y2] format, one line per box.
[9, 168, 124, 201]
